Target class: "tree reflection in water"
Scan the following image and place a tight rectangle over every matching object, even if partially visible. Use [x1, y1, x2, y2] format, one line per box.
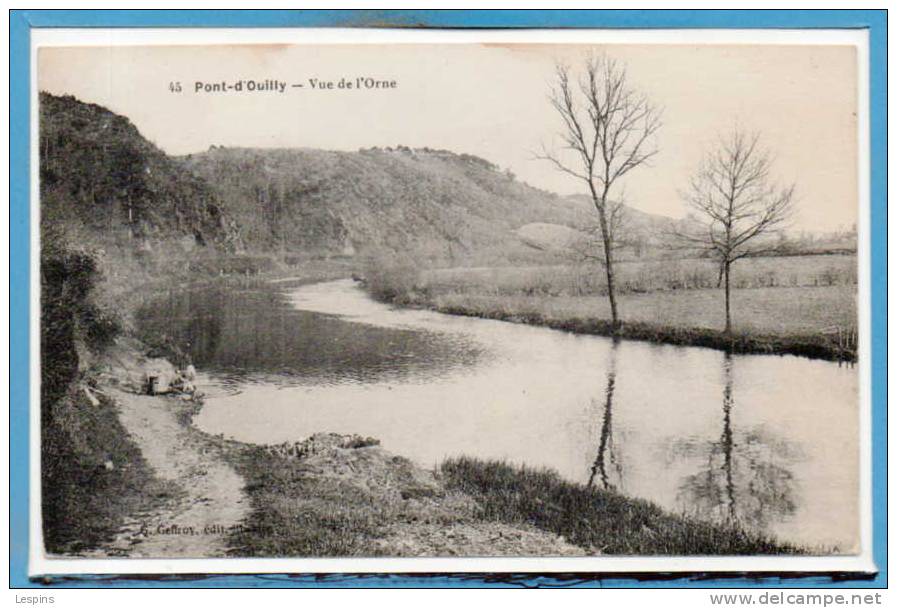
[672, 352, 802, 531]
[588, 339, 622, 491]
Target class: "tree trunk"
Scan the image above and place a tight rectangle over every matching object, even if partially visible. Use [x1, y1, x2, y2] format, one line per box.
[589, 182, 621, 331]
[723, 260, 732, 335]
[604, 244, 619, 329]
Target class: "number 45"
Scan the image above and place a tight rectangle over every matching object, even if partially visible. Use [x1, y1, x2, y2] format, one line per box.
[169, 81, 182, 93]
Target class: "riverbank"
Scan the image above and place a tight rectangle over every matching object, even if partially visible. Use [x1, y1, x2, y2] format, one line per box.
[370, 286, 857, 362]
[220, 434, 586, 557]
[217, 432, 798, 557]
[441, 458, 799, 555]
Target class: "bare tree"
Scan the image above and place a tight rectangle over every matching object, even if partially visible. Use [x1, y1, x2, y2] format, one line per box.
[539, 55, 661, 329]
[675, 131, 795, 333]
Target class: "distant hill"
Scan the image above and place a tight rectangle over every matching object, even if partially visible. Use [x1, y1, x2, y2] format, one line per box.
[40, 92, 242, 257]
[180, 146, 594, 265]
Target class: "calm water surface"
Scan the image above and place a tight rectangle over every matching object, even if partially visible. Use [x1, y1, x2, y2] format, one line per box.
[139, 279, 859, 552]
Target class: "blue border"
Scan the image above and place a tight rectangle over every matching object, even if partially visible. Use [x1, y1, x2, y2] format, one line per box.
[9, 9, 887, 589]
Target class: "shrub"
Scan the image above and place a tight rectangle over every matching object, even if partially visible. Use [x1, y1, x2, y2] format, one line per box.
[361, 249, 424, 305]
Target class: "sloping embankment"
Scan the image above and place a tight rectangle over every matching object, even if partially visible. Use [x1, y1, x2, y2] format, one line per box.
[85, 340, 583, 558]
[222, 433, 586, 557]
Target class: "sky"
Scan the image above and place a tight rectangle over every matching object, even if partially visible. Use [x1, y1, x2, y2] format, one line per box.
[38, 42, 858, 231]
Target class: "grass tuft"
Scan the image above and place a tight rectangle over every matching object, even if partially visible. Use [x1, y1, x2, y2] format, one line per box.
[440, 456, 800, 555]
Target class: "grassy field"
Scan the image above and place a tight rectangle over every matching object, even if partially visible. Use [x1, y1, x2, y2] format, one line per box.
[364, 253, 858, 361]
[432, 286, 856, 336]
[420, 254, 857, 298]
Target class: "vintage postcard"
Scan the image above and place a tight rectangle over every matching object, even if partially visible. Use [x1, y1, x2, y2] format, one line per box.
[28, 26, 873, 578]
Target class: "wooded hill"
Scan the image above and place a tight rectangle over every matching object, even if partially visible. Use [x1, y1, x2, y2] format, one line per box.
[180, 145, 596, 265]
[40, 93, 242, 258]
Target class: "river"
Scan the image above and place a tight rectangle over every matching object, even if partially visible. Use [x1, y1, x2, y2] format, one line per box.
[138, 278, 859, 552]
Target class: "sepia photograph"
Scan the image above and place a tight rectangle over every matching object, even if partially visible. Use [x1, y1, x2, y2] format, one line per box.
[29, 26, 871, 577]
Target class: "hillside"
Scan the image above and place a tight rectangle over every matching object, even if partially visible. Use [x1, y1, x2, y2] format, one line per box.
[40, 92, 242, 258]
[180, 146, 594, 265]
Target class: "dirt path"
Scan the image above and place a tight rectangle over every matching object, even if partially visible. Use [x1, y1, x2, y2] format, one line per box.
[88, 387, 250, 558]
